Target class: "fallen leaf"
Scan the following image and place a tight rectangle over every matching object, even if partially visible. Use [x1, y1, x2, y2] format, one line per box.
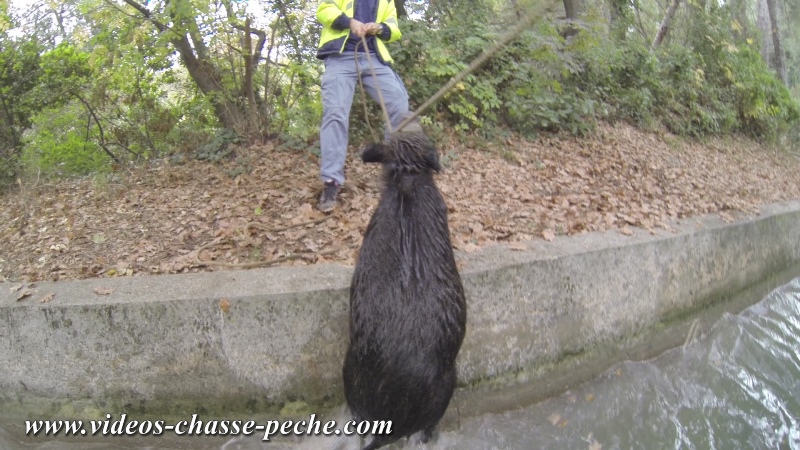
[585, 433, 602, 450]
[9, 284, 23, 293]
[296, 203, 313, 219]
[462, 242, 479, 253]
[16, 289, 34, 301]
[219, 298, 231, 314]
[542, 229, 556, 241]
[508, 242, 527, 251]
[620, 226, 633, 236]
[93, 287, 114, 296]
[1, 123, 799, 282]
[198, 249, 213, 261]
[39, 293, 55, 303]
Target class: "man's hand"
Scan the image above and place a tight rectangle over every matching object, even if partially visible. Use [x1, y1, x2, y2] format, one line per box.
[364, 22, 383, 36]
[349, 19, 368, 38]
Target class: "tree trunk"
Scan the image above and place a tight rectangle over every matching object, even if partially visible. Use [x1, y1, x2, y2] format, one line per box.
[243, 18, 259, 135]
[263, 27, 277, 136]
[174, 37, 248, 132]
[395, 0, 408, 18]
[562, 0, 584, 37]
[564, 0, 582, 20]
[608, 0, 630, 41]
[652, 0, 682, 49]
[766, 0, 788, 84]
[757, 0, 772, 64]
[122, 0, 249, 132]
[0, 96, 20, 152]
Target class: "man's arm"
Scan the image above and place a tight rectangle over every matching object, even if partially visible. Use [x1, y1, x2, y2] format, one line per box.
[375, 0, 401, 42]
[318, 1, 369, 37]
[317, 1, 348, 30]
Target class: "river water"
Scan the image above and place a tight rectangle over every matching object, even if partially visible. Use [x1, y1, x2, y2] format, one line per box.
[3, 277, 799, 450]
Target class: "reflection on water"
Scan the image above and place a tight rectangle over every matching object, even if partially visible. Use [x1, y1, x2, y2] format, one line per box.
[3, 278, 799, 450]
[427, 276, 799, 450]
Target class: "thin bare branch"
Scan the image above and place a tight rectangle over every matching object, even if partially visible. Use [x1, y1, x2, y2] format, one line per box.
[652, 0, 682, 50]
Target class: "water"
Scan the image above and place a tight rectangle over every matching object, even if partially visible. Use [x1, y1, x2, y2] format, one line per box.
[3, 277, 799, 450]
[429, 276, 799, 450]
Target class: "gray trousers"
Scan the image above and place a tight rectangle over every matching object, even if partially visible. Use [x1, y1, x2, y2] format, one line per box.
[320, 52, 410, 185]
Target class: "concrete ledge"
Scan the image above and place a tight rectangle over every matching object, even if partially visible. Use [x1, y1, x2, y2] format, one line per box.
[2, 201, 799, 422]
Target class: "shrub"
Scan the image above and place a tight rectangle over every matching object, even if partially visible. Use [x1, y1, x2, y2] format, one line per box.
[21, 102, 112, 178]
[392, 6, 799, 142]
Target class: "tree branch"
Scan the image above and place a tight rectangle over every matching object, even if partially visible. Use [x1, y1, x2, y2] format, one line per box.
[273, 0, 303, 60]
[652, 0, 681, 49]
[119, 0, 167, 32]
[72, 92, 121, 164]
[231, 21, 268, 72]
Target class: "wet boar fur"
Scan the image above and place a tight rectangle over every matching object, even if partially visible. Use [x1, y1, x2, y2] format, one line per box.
[344, 121, 467, 450]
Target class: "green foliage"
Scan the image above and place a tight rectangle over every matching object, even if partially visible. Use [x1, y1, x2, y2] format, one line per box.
[575, 39, 660, 128]
[391, 1, 798, 142]
[728, 47, 800, 137]
[194, 129, 242, 162]
[652, 8, 799, 139]
[267, 60, 324, 142]
[8, 42, 118, 178]
[569, 9, 798, 140]
[21, 102, 111, 177]
[0, 153, 20, 189]
[507, 89, 597, 136]
[0, 38, 43, 128]
[0, 36, 44, 187]
[394, 17, 599, 136]
[4, 0, 799, 189]
[0, 5, 9, 33]
[32, 43, 92, 103]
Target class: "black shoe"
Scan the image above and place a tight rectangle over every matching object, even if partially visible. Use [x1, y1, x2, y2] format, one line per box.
[318, 179, 340, 212]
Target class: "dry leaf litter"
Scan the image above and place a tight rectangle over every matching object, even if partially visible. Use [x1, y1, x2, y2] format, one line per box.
[1, 123, 798, 282]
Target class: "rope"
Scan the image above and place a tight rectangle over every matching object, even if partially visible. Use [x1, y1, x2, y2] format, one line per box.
[349, 0, 559, 139]
[391, 0, 559, 134]
[354, 39, 378, 141]
[354, 37, 393, 140]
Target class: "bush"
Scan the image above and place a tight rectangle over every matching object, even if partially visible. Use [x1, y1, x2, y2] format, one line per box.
[394, 17, 598, 136]
[0, 153, 20, 190]
[391, 5, 799, 142]
[572, 39, 660, 128]
[21, 102, 113, 178]
[727, 46, 800, 138]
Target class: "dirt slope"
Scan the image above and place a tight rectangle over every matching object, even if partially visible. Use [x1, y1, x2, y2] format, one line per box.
[1, 123, 798, 283]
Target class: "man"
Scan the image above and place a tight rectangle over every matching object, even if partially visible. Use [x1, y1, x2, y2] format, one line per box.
[316, 0, 410, 212]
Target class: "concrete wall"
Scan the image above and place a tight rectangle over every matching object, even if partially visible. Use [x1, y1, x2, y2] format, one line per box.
[1, 202, 799, 422]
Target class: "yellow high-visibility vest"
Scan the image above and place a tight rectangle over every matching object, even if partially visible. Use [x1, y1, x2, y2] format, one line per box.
[316, 0, 402, 64]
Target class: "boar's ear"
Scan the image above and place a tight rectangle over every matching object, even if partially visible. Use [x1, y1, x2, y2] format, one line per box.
[361, 143, 386, 164]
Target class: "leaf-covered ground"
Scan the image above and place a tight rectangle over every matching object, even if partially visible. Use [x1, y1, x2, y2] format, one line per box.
[2, 123, 799, 282]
